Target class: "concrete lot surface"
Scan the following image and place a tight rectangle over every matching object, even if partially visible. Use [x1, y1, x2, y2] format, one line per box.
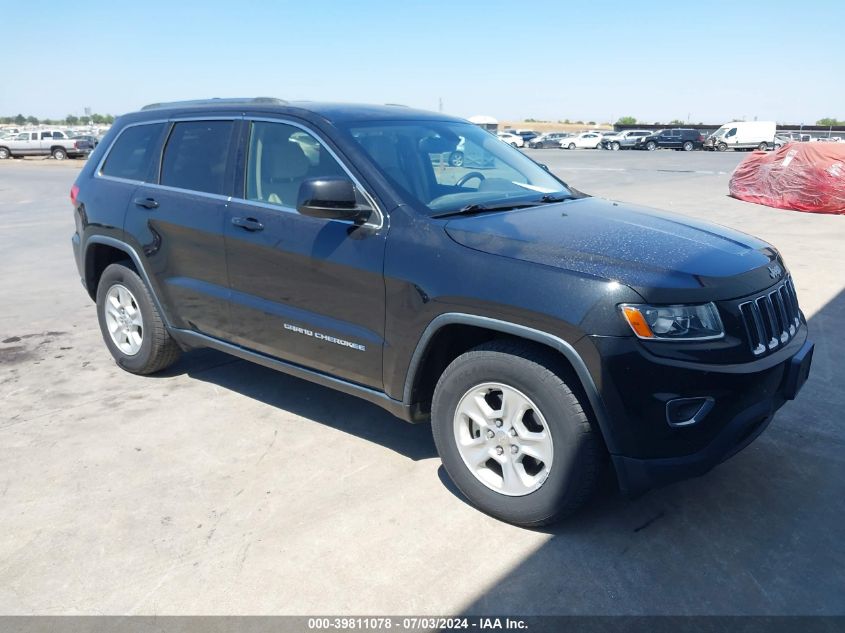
[0, 152, 843, 615]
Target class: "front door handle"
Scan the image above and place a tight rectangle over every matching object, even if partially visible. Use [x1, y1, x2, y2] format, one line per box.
[134, 197, 159, 210]
[231, 216, 264, 232]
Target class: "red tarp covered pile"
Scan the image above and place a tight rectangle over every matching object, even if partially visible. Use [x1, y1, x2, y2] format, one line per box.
[729, 142, 845, 214]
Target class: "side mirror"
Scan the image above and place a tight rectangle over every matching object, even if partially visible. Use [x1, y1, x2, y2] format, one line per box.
[297, 178, 371, 223]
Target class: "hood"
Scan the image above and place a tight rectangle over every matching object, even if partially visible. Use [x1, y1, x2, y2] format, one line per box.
[444, 197, 783, 302]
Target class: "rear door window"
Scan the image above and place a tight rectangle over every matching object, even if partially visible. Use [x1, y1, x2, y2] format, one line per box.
[101, 122, 166, 182]
[160, 120, 234, 195]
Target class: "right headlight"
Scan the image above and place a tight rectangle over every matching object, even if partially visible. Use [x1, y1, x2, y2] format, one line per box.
[619, 303, 724, 341]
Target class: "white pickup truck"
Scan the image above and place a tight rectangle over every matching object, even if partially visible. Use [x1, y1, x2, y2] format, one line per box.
[0, 129, 93, 160]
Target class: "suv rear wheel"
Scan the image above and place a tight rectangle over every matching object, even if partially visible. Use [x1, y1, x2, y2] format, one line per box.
[96, 262, 181, 375]
[431, 340, 601, 526]
[683, 141, 694, 151]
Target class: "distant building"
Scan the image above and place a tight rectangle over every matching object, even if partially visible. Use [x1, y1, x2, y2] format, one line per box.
[468, 115, 498, 132]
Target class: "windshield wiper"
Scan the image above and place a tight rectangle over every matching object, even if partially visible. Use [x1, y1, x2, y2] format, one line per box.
[538, 193, 575, 203]
[431, 201, 540, 219]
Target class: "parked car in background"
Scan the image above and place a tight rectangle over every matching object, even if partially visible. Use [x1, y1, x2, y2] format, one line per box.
[561, 132, 603, 149]
[601, 130, 653, 150]
[593, 131, 618, 149]
[635, 128, 704, 151]
[528, 132, 572, 148]
[497, 131, 524, 147]
[511, 129, 539, 145]
[0, 129, 94, 160]
[71, 133, 100, 148]
[704, 121, 776, 152]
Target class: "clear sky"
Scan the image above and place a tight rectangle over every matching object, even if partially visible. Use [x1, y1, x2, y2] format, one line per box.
[2, 0, 841, 124]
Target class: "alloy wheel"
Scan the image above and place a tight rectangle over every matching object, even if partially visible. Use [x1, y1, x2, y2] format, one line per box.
[104, 284, 144, 356]
[453, 382, 554, 496]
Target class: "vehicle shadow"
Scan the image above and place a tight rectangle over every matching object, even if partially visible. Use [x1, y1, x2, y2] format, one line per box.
[155, 347, 437, 462]
[452, 286, 845, 615]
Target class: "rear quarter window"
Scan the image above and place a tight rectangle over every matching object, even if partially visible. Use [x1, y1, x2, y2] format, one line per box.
[101, 123, 166, 182]
[160, 120, 234, 195]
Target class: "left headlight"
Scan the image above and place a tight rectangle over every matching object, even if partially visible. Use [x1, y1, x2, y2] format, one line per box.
[619, 303, 724, 341]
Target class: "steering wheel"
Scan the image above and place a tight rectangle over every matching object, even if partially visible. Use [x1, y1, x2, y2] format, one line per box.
[456, 172, 485, 188]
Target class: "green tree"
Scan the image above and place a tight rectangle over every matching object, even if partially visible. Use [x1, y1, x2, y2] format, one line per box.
[616, 116, 637, 125]
[816, 117, 843, 126]
[66, 114, 79, 125]
[669, 119, 684, 125]
[14, 114, 25, 126]
[104, 114, 115, 124]
[79, 116, 91, 125]
[26, 115, 39, 125]
[587, 121, 596, 125]
[91, 113, 105, 124]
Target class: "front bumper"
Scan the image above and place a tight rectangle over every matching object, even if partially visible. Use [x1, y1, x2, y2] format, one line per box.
[580, 330, 813, 496]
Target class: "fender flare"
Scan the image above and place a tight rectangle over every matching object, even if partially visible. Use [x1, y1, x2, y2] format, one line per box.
[402, 313, 617, 453]
[84, 235, 172, 328]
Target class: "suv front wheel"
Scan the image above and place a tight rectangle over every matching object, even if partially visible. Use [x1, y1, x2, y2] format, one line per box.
[96, 262, 181, 375]
[431, 340, 602, 526]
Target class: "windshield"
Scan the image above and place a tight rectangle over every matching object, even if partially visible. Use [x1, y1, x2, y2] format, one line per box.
[712, 125, 729, 137]
[344, 121, 570, 216]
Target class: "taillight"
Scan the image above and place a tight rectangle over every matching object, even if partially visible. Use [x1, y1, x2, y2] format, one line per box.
[70, 184, 79, 206]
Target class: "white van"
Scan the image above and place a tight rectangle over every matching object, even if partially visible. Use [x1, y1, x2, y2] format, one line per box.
[705, 121, 776, 151]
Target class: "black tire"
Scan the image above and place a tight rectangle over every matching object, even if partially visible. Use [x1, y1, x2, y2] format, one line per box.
[646, 141, 657, 151]
[52, 147, 67, 160]
[717, 142, 727, 152]
[611, 142, 621, 151]
[431, 339, 602, 526]
[96, 262, 181, 375]
[683, 141, 694, 151]
[567, 142, 576, 150]
[0, 147, 10, 160]
[757, 142, 768, 151]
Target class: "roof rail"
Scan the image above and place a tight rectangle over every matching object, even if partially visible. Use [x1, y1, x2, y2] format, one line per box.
[141, 97, 287, 111]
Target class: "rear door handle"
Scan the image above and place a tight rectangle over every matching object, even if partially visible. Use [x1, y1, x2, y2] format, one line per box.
[134, 197, 159, 210]
[231, 216, 264, 232]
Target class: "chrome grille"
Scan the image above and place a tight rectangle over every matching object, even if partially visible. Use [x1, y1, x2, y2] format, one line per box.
[739, 277, 801, 356]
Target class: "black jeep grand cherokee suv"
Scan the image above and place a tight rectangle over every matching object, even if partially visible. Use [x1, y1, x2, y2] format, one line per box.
[635, 128, 705, 151]
[71, 98, 813, 526]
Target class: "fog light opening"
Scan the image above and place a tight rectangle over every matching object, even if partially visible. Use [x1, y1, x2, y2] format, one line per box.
[666, 397, 715, 427]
